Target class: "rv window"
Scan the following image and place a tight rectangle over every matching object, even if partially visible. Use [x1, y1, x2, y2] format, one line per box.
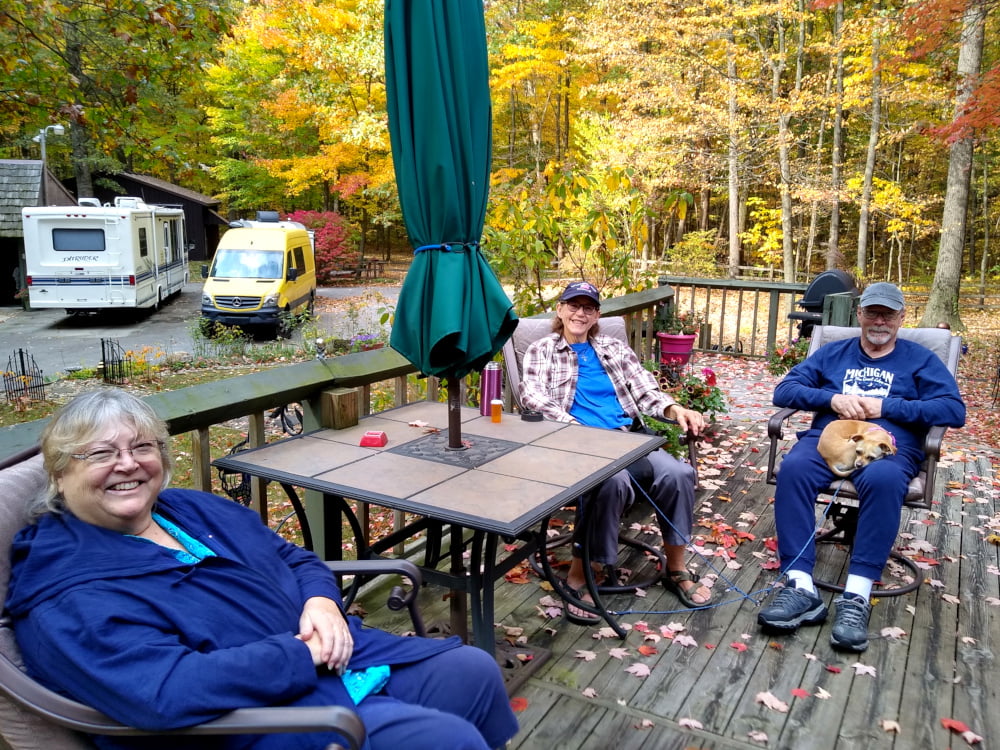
[52, 228, 105, 252]
[138, 228, 149, 257]
[292, 247, 305, 271]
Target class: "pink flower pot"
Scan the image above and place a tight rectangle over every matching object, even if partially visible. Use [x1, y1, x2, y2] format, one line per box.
[656, 332, 696, 366]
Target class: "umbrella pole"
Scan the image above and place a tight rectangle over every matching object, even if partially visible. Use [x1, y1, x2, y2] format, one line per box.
[446, 378, 465, 450]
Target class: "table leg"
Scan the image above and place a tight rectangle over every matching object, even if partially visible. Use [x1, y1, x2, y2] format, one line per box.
[449, 524, 469, 642]
[469, 530, 497, 656]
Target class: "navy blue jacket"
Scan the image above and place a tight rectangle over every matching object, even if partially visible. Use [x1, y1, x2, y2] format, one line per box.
[5, 489, 459, 747]
[774, 337, 966, 462]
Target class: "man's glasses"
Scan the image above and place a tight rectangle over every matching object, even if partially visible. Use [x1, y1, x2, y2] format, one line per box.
[563, 302, 599, 315]
[71, 441, 163, 466]
[859, 308, 901, 322]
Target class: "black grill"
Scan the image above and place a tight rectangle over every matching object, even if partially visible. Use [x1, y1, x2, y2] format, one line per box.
[787, 270, 858, 337]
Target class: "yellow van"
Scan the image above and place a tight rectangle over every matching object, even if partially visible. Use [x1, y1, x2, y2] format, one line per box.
[200, 212, 316, 337]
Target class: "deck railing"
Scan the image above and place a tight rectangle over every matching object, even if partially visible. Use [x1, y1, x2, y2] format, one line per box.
[0, 276, 812, 554]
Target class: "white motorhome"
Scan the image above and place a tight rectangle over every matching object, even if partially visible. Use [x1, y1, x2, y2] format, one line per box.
[21, 197, 189, 314]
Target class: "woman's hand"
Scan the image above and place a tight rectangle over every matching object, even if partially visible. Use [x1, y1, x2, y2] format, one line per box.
[296, 596, 353, 673]
[666, 404, 705, 436]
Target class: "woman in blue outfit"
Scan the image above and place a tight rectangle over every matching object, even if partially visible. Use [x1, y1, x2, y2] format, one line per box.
[4, 389, 517, 750]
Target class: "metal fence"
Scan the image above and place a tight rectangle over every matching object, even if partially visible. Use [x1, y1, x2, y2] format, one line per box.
[3, 349, 45, 403]
[101, 339, 133, 384]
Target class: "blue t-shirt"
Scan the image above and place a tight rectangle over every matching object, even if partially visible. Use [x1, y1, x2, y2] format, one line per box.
[569, 342, 631, 430]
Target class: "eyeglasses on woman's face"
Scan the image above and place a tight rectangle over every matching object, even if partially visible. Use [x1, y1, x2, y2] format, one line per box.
[562, 301, 599, 316]
[71, 440, 163, 467]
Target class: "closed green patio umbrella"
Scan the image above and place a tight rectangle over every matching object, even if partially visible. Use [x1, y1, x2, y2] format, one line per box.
[385, 0, 518, 449]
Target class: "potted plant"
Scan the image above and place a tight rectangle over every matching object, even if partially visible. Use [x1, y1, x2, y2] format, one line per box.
[654, 307, 704, 367]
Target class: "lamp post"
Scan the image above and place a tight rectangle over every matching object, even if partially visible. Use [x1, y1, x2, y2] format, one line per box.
[32, 123, 65, 205]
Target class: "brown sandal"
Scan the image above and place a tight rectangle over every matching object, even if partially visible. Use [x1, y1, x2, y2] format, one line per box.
[662, 569, 710, 608]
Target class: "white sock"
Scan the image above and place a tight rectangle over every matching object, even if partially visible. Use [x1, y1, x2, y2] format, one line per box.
[844, 575, 873, 601]
[786, 570, 816, 594]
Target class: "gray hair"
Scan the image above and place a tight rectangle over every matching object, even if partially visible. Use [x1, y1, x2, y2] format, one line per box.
[31, 388, 172, 518]
[551, 302, 601, 339]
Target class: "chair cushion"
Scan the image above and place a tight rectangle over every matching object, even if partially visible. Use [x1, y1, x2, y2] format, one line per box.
[0, 455, 92, 750]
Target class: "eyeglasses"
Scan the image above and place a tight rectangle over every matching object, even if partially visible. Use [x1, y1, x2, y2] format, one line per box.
[71, 441, 163, 466]
[562, 302, 599, 316]
[859, 308, 901, 322]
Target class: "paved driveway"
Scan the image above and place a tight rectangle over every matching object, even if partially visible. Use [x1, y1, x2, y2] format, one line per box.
[0, 283, 399, 380]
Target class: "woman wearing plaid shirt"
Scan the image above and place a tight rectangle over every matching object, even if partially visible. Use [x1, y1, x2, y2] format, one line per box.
[520, 282, 710, 623]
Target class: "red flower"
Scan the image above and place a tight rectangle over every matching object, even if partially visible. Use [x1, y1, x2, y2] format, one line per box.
[701, 367, 717, 386]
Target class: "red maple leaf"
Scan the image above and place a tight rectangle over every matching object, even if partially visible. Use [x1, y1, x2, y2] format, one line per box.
[791, 688, 810, 699]
[510, 697, 529, 712]
[941, 717, 970, 733]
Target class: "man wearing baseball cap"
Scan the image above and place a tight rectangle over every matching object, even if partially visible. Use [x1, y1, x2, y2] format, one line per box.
[519, 280, 709, 622]
[757, 281, 965, 651]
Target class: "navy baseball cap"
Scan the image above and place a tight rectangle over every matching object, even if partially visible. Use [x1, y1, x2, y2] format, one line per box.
[559, 281, 601, 307]
[859, 282, 905, 310]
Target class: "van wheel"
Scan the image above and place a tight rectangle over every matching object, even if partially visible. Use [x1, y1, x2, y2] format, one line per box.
[306, 293, 315, 317]
[154, 288, 164, 311]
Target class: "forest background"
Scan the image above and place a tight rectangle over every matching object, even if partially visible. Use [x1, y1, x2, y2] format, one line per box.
[1, 0, 998, 328]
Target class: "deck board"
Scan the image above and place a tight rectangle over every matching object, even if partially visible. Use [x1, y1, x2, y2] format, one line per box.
[357, 407, 999, 750]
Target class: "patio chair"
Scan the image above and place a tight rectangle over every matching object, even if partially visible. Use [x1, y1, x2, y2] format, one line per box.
[0, 449, 425, 750]
[500, 315, 700, 610]
[765, 324, 962, 596]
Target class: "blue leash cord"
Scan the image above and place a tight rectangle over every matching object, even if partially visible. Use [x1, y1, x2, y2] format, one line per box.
[603, 473, 839, 617]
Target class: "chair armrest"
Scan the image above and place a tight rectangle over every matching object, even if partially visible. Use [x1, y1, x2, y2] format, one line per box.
[326, 559, 426, 637]
[924, 424, 946, 460]
[0, 653, 364, 750]
[918, 425, 948, 506]
[765, 407, 800, 485]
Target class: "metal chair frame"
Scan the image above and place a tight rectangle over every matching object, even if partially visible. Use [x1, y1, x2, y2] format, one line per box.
[765, 325, 961, 597]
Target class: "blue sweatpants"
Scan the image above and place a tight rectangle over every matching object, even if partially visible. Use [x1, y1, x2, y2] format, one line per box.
[774, 433, 920, 581]
[574, 449, 697, 565]
[222, 645, 517, 750]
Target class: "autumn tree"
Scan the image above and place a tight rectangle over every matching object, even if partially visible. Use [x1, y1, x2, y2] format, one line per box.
[0, 0, 234, 196]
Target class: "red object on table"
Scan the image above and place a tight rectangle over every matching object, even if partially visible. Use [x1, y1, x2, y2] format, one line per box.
[359, 430, 388, 447]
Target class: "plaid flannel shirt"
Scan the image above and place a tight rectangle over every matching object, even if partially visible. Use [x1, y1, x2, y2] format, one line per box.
[520, 332, 676, 424]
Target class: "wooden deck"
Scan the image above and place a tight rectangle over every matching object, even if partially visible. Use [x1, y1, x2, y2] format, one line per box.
[360, 376, 999, 750]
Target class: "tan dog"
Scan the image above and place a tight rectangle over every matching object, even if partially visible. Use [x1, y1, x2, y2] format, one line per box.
[817, 419, 897, 477]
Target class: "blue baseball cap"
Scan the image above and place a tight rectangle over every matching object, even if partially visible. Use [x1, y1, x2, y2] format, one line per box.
[559, 281, 601, 307]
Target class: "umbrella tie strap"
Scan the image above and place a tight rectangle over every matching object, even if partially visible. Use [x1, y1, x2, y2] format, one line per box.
[414, 242, 478, 254]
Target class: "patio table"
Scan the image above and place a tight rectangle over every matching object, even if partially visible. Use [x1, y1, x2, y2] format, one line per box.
[212, 401, 664, 655]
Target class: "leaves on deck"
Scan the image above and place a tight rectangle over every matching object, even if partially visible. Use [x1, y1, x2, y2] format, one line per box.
[754, 691, 789, 712]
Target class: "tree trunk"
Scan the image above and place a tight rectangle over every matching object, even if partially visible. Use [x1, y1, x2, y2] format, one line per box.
[63, 21, 94, 198]
[921, 0, 986, 329]
[827, 1, 845, 270]
[857, 3, 882, 273]
[727, 31, 741, 278]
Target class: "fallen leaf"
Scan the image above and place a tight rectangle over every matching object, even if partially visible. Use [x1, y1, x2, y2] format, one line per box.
[509, 697, 528, 712]
[581, 687, 598, 698]
[961, 636, 977, 645]
[747, 729, 768, 743]
[791, 688, 809, 699]
[608, 647, 630, 660]
[673, 634, 698, 648]
[852, 662, 877, 677]
[942, 718, 971, 733]
[625, 663, 652, 677]
[962, 729, 984, 745]
[815, 687, 831, 700]
[574, 649, 597, 661]
[881, 719, 901, 734]
[825, 665, 842, 674]
[636, 718, 654, 728]
[881, 626, 907, 640]
[638, 644, 658, 656]
[730, 641, 748, 652]
[942, 593, 961, 604]
[755, 691, 789, 713]
[679, 717, 703, 729]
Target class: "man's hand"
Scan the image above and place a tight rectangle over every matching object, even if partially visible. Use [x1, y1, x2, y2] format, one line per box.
[296, 596, 353, 673]
[831, 394, 883, 420]
[666, 404, 705, 436]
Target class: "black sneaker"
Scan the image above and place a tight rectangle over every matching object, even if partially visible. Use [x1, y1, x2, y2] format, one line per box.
[757, 586, 828, 634]
[830, 594, 871, 652]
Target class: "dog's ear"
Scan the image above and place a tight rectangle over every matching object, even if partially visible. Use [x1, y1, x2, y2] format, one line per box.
[880, 441, 896, 454]
[850, 434, 865, 443]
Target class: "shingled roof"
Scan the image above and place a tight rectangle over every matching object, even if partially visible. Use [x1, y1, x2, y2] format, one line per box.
[0, 160, 76, 238]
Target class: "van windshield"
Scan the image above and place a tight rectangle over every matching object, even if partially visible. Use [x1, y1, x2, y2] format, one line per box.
[211, 249, 283, 279]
